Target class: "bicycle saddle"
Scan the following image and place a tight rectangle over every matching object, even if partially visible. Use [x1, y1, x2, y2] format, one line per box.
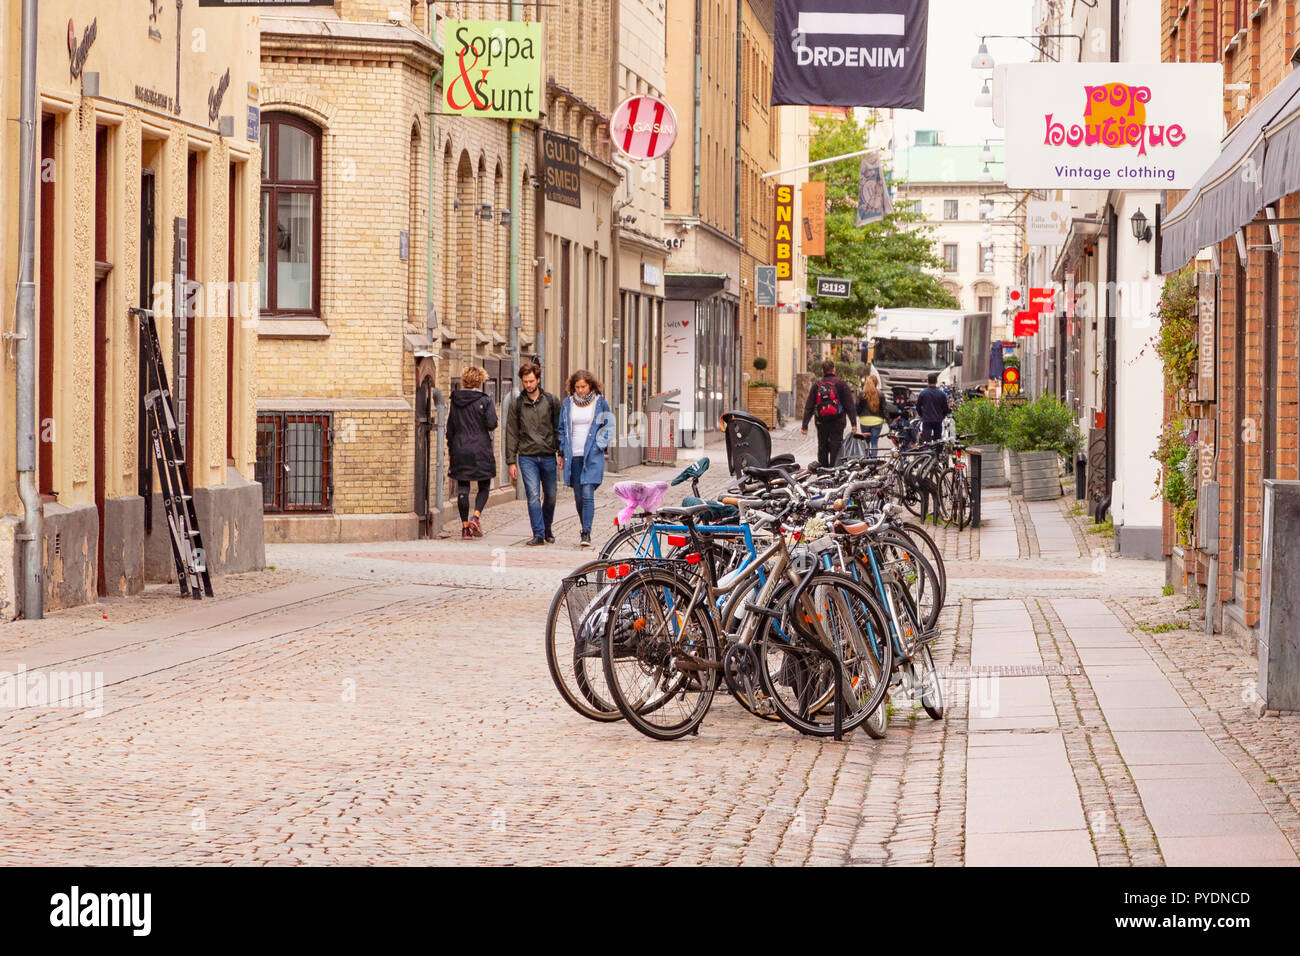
[657, 503, 714, 519]
[670, 457, 710, 486]
[681, 495, 738, 521]
[769, 453, 797, 467]
[741, 464, 795, 484]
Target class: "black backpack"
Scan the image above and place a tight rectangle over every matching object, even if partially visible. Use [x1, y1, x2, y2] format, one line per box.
[814, 380, 842, 417]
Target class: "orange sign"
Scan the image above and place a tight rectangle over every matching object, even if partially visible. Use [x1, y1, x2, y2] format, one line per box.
[801, 181, 825, 257]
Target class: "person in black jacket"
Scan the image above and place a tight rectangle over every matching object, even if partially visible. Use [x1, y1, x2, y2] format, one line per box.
[801, 360, 858, 466]
[447, 365, 499, 539]
[915, 372, 949, 442]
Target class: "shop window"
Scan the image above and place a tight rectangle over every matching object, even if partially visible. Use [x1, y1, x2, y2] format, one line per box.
[256, 412, 332, 512]
[259, 113, 321, 316]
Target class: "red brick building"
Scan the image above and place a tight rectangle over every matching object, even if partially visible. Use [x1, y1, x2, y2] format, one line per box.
[1159, 1, 1300, 646]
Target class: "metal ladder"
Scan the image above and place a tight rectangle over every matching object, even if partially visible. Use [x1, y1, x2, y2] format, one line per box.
[131, 306, 213, 599]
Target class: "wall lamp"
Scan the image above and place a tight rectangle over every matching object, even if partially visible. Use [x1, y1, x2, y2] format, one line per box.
[1130, 208, 1153, 243]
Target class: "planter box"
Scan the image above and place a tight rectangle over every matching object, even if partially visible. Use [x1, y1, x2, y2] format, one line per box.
[974, 444, 1006, 488]
[1021, 450, 1063, 500]
[747, 385, 778, 428]
[1008, 450, 1023, 495]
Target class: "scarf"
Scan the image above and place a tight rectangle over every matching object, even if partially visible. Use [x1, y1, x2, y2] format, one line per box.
[571, 391, 597, 407]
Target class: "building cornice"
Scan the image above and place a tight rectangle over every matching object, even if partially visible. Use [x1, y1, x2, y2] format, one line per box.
[261, 17, 440, 72]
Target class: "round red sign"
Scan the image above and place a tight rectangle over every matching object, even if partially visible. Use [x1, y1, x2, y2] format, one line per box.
[609, 95, 678, 161]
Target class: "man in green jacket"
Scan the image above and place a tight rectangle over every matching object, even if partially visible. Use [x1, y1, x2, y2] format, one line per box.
[506, 362, 562, 545]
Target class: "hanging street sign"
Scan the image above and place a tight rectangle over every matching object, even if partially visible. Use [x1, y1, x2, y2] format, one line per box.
[756, 266, 778, 307]
[610, 95, 679, 161]
[443, 21, 542, 119]
[772, 0, 930, 109]
[816, 277, 852, 298]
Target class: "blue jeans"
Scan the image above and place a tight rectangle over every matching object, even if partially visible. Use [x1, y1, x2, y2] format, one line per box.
[518, 454, 557, 539]
[864, 424, 883, 456]
[569, 455, 596, 534]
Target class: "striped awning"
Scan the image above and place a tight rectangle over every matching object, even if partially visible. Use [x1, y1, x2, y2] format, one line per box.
[1161, 66, 1300, 273]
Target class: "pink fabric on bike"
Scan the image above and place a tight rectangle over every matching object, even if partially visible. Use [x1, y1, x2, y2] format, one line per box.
[613, 480, 670, 526]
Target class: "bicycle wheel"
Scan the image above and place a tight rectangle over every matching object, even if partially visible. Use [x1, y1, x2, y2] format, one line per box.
[876, 534, 942, 633]
[894, 521, 946, 607]
[913, 643, 944, 720]
[599, 519, 664, 559]
[601, 568, 721, 741]
[543, 560, 624, 722]
[950, 471, 971, 531]
[756, 572, 893, 737]
[716, 578, 783, 722]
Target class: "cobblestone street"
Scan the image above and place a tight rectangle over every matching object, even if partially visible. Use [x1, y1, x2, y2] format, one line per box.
[1, 425, 1296, 866]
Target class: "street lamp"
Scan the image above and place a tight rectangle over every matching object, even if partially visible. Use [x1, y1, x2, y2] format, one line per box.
[974, 79, 992, 109]
[980, 141, 995, 164]
[972, 34, 1084, 66]
[971, 42, 994, 69]
[1130, 208, 1152, 242]
[979, 163, 994, 183]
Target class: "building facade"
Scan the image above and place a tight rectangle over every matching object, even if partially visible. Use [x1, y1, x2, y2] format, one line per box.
[1158, 0, 1300, 647]
[893, 141, 1020, 341]
[1, 0, 264, 618]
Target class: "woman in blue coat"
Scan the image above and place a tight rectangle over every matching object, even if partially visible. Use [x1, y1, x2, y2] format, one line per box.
[557, 369, 615, 547]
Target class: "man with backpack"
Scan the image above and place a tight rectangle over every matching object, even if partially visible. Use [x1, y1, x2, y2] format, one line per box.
[506, 362, 562, 546]
[801, 360, 858, 466]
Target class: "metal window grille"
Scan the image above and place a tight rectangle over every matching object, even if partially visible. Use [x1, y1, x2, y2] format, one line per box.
[255, 412, 332, 512]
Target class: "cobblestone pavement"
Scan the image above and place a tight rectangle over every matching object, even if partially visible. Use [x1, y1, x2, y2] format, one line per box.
[0, 426, 1295, 865]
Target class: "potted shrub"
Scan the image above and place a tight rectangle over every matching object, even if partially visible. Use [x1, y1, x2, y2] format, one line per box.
[952, 396, 1008, 488]
[748, 358, 778, 427]
[1005, 394, 1081, 500]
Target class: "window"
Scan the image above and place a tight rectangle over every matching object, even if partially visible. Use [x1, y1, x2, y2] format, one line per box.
[978, 243, 994, 273]
[943, 243, 959, 272]
[978, 295, 993, 315]
[256, 412, 332, 511]
[259, 113, 321, 316]
[943, 199, 959, 220]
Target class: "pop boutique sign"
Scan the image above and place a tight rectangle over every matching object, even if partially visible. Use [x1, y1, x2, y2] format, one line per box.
[1003, 64, 1222, 190]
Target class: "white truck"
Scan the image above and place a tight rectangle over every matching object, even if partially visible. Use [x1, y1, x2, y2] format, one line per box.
[865, 307, 991, 400]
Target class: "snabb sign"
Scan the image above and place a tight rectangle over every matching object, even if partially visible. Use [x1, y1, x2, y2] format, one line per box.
[773, 184, 794, 279]
[816, 277, 852, 298]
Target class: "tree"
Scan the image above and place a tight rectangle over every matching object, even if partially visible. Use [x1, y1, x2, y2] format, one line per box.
[805, 116, 959, 341]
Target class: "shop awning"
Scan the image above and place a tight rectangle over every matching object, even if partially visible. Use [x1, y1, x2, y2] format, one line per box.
[1161, 66, 1300, 273]
[665, 273, 728, 300]
[1051, 217, 1104, 283]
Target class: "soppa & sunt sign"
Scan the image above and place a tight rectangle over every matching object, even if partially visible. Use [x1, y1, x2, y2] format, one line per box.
[444, 21, 542, 119]
[1003, 64, 1222, 190]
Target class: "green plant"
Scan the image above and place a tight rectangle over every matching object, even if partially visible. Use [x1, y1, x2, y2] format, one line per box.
[952, 396, 1008, 446]
[1153, 417, 1198, 546]
[1003, 394, 1082, 457]
[1070, 501, 1085, 516]
[748, 380, 778, 389]
[1087, 516, 1115, 537]
[1137, 620, 1189, 633]
[1003, 353, 1021, 370]
[1152, 268, 1198, 396]
[1162, 584, 1175, 596]
[752, 356, 768, 371]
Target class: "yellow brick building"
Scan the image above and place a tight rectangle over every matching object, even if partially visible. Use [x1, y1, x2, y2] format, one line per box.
[0, 0, 264, 618]
[256, 2, 538, 541]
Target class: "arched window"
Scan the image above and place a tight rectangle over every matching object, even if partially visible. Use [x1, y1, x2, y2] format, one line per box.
[259, 112, 321, 316]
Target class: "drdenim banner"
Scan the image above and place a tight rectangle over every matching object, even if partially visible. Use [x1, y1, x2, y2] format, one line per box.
[772, 0, 929, 109]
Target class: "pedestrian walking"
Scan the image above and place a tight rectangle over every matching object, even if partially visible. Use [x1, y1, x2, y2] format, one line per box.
[558, 370, 614, 548]
[916, 371, 948, 443]
[506, 361, 562, 546]
[801, 360, 857, 467]
[856, 375, 886, 456]
[447, 365, 498, 540]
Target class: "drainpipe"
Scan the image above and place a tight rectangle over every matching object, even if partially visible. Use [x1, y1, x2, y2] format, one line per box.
[15, 0, 42, 619]
[693, 0, 701, 217]
[429, 62, 447, 530]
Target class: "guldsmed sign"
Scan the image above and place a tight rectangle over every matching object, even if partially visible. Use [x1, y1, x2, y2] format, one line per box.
[773, 0, 929, 109]
[443, 21, 542, 119]
[1003, 63, 1223, 189]
[543, 132, 581, 208]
